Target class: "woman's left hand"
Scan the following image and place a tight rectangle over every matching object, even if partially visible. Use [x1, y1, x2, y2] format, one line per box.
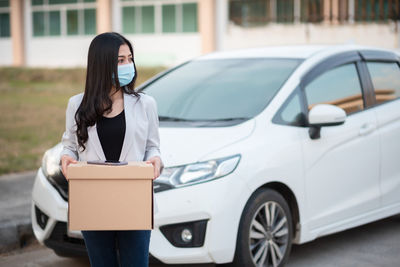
[146, 156, 162, 180]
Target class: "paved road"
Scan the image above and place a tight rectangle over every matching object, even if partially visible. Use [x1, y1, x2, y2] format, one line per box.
[1, 213, 400, 267]
[0, 171, 36, 252]
[0, 171, 36, 225]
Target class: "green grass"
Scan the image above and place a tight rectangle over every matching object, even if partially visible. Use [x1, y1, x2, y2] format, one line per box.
[0, 66, 166, 175]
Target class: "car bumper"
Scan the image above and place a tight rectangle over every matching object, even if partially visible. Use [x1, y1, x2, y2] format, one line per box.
[149, 175, 251, 264]
[31, 167, 250, 264]
[31, 168, 86, 257]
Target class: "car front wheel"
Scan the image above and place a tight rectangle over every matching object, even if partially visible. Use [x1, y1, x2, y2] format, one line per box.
[231, 188, 293, 267]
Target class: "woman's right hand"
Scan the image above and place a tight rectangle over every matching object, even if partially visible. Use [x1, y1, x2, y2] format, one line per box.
[61, 155, 77, 180]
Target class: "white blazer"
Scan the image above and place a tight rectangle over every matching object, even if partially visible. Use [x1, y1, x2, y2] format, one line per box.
[60, 91, 162, 214]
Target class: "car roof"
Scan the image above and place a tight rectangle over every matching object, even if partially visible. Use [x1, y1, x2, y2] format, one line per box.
[195, 44, 397, 61]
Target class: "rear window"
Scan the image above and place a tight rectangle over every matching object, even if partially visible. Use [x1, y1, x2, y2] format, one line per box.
[366, 61, 400, 105]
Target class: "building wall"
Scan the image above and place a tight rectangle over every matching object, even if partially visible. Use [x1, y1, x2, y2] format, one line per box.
[0, 0, 399, 67]
[0, 0, 201, 67]
[22, 34, 200, 68]
[26, 37, 93, 67]
[124, 34, 201, 67]
[224, 22, 399, 51]
[0, 39, 12, 65]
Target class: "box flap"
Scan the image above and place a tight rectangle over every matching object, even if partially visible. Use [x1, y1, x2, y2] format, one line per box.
[67, 161, 154, 180]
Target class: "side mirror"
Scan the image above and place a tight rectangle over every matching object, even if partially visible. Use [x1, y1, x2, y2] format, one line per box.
[308, 104, 346, 140]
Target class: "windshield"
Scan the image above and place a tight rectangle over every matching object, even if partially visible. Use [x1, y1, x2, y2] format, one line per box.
[143, 58, 302, 126]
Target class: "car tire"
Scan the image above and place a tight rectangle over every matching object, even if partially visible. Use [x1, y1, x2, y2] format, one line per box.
[53, 249, 84, 258]
[229, 188, 294, 267]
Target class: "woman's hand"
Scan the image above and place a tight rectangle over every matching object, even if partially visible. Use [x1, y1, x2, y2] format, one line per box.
[146, 156, 162, 180]
[60, 155, 77, 180]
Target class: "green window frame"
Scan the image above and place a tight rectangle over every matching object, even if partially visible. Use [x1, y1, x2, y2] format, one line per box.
[182, 3, 197, 32]
[32, 0, 44, 5]
[122, 6, 136, 33]
[229, 0, 270, 27]
[33, 11, 45, 36]
[0, 0, 9, 8]
[277, 0, 294, 23]
[49, 11, 61, 36]
[141, 5, 155, 33]
[355, 0, 394, 22]
[0, 13, 10, 37]
[31, 0, 96, 37]
[0, 0, 10, 37]
[84, 8, 96, 35]
[122, 1, 198, 34]
[67, 9, 78, 35]
[162, 4, 176, 33]
[300, 0, 323, 23]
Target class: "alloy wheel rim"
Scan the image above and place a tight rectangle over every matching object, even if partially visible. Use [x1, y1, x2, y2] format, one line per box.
[248, 201, 289, 267]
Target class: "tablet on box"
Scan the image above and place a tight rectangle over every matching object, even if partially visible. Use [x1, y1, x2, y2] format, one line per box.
[66, 161, 154, 231]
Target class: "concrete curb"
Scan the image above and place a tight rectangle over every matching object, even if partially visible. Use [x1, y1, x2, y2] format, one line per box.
[0, 218, 34, 254]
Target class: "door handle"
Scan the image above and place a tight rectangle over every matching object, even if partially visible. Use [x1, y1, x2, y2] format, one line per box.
[359, 123, 376, 136]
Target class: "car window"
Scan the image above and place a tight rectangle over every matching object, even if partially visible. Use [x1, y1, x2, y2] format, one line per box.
[143, 58, 301, 125]
[366, 61, 400, 105]
[274, 91, 304, 126]
[304, 63, 364, 115]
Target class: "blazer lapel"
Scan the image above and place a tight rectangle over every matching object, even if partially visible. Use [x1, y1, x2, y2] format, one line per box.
[118, 92, 135, 162]
[88, 123, 106, 161]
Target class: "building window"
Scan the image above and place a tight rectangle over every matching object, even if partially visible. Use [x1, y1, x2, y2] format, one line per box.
[50, 11, 61, 35]
[0, 0, 10, 38]
[229, 0, 295, 26]
[182, 3, 197, 32]
[31, 0, 96, 37]
[122, 0, 198, 34]
[229, 0, 399, 25]
[300, 0, 323, 23]
[32, 11, 45, 36]
[355, 0, 399, 22]
[229, 0, 270, 27]
[276, 0, 294, 23]
[162, 4, 176, 32]
[142, 5, 155, 33]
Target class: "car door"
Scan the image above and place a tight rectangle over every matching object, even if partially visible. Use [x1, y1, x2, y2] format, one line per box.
[361, 52, 400, 208]
[299, 53, 380, 231]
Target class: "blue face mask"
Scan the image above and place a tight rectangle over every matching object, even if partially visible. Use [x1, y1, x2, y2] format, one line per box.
[113, 62, 135, 86]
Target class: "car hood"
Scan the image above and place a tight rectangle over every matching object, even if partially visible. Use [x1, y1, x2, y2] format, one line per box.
[159, 119, 255, 167]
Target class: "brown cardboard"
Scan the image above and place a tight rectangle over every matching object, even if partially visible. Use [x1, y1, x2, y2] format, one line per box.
[67, 161, 154, 231]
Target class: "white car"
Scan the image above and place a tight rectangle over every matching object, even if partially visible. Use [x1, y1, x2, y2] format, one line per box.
[32, 44, 400, 267]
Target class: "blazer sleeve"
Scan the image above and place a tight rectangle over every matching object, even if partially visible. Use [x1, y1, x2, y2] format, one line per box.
[143, 95, 164, 169]
[60, 97, 79, 161]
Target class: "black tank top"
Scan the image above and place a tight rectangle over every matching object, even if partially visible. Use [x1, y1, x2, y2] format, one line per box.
[96, 109, 126, 161]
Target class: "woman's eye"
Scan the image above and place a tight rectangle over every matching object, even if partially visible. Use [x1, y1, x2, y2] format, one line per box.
[128, 58, 133, 63]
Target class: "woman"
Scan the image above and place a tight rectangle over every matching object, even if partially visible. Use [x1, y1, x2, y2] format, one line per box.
[60, 32, 163, 267]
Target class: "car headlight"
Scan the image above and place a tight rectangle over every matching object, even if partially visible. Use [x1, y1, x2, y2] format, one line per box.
[41, 150, 61, 178]
[41, 148, 69, 200]
[154, 154, 241, 192]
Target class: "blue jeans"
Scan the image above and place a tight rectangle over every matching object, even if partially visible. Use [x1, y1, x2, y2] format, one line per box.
[81, 230, 151, 267]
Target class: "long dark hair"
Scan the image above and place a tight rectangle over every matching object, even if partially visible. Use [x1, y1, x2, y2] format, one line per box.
[75, 32, 140, 152]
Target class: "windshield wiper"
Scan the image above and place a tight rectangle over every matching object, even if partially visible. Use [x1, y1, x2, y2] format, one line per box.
[159, 116, 249, 122]
[158, 116, 194, 122]
[211, 117, 250, 121]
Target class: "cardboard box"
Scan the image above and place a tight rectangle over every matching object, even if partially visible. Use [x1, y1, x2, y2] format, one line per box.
[67, 161, 154, 231]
